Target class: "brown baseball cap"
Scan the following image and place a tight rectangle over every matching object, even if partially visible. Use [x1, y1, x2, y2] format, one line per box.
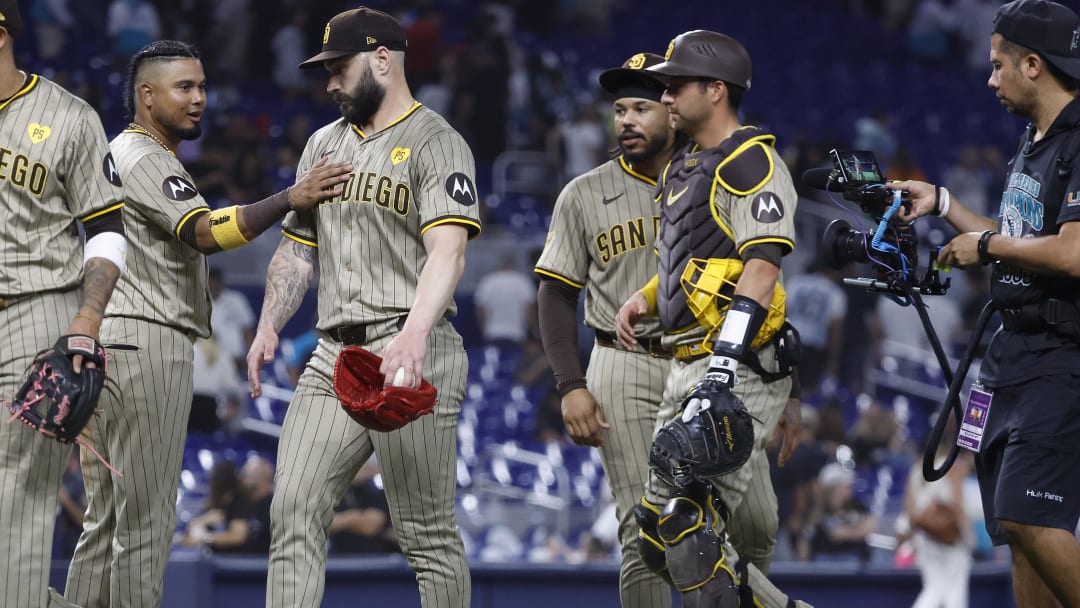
[0, 0, 23, 39]
[299, 7, 407, 70]
[993, 0, 1080, 80]
[599, 52, 667, 101]
[649, 30, 752, 90]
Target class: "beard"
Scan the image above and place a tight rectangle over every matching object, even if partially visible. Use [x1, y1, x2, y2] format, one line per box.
[621, 131, 670, 164]
[176, 123, 202, 141]
[336, 63, 386, 127]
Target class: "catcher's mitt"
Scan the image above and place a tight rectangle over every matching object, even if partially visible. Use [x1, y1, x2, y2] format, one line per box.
[6, 334, 106, 444]
[650, 376, 755, 488]
[333, 346, 437, 432]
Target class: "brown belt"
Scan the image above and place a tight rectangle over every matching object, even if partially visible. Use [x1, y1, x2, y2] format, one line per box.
[594, 330, 672, 359]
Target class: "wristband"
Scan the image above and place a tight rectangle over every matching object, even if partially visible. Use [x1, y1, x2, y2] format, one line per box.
[938, 187, 951, 218]
[977, 230, 995, 265]
[207, 205, 250, 250]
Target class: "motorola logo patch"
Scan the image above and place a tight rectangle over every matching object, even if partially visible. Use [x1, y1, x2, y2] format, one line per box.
[103, 153, 122, 187]
[162, 176, 199, 201]
[752, 192, 784, 223]
[445, 173, 477, 206]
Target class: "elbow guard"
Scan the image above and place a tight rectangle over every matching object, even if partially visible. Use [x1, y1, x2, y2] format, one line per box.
[208, 205, 250, 250]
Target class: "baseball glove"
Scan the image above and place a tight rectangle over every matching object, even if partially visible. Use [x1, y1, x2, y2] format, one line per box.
[650, 375, 756, 488]
[333, 346, 437, 432]
[6, 334, 107, 444]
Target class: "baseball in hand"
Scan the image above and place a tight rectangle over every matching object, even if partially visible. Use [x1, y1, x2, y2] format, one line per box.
[392, 367, 408, 387]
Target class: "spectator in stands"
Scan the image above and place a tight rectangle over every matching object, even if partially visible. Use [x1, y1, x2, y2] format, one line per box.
[848, 398, 903, 468]
[271, 10, 308, 97]
[182, 456, 274, 554]
[785, 262, 847, 392]
[943, 145, 992, 217]
[547, 100, 608, 181]
[54, 451, 87, 559]
[30, 0, 73, 60]
[190, 336, 247, 434]
[802, 463, 877, 562]
[106, 0, 160, 60]
[474, 257, 536, 349]
[451, 10, 510, 162]
[209, 267, 256, 372]
[906, 0, 958, 64]
[328, 458, 399, 555]
[903, 443, 974, 608]
[203, 0, 252, 81]
[853, 111, 898, 165]
[768, 405, 829, 561]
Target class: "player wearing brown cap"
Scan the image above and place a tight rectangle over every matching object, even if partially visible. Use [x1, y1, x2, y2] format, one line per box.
[537, 52, 676, 608]
[247, 7, 480, 608]
[0, 0, 127, 605]
[615, 30, 808, 608]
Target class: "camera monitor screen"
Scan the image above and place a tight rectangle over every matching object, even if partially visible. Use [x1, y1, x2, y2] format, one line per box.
[832, 149, 885, 185]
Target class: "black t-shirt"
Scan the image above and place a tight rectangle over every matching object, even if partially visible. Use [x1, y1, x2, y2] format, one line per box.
[980, 97, 1080, 388]
[329, 482, 399, 555]
[212, 493, 272, 555]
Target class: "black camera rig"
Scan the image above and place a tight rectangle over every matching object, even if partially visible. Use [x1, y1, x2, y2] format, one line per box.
[807, 149, 950, 297]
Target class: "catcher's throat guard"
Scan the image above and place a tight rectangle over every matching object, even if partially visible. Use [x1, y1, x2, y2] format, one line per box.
[333, 346, 437, 432]
[650, 377, 755, 488]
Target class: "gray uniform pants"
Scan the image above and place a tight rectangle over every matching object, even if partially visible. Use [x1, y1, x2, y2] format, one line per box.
[66, 317, 195, 608]
[267, 318, 470, 608]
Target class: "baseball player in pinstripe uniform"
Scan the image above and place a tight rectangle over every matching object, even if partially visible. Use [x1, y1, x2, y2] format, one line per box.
[615, 31, 808, 607]
[536, 52, 676, 608]
[245, 8, 480, 607]
[0, 2, 127, 606]
[62, 41, 351, 608]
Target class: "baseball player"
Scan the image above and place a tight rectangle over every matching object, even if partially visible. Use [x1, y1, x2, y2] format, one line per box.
[0, 2, 127, 606]
[62, 40, 351, 608]
[614, 31, 808, 607]
[890, 2, 1080, 605]
[245, 8, 480, 608]
[535, 51, 784, 608]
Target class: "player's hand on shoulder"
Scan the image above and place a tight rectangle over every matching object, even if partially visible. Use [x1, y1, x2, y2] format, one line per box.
[247, 327, 279, 398]
[288, 156, 354, 211]
[615, 292, 648, 349]
[379, 328, 427, 389]
[561, 388, 608, 447]
[887, 180, 933, 222]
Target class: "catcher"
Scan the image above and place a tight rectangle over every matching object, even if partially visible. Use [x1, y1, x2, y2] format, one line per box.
[615, 31, 809, 608]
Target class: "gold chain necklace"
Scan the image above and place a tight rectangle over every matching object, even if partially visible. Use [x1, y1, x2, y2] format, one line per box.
[127, 122, 173, 153]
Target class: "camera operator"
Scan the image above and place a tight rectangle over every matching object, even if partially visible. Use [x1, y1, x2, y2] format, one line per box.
[888, 1, 1080, 605]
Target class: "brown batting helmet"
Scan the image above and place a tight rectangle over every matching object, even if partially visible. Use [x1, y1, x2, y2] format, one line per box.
[649, 30, 752, 90]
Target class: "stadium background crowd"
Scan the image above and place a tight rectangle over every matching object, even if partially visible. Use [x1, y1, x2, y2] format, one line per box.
[21, 0, 1042, 574]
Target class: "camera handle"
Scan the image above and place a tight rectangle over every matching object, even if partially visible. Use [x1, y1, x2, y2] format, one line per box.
[921, 299, 997, 482]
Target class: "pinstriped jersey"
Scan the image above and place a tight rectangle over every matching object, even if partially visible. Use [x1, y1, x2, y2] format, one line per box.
[104, 130, 211, 337]
[283, 103, 481, 330]
[535, 155, 663, 339]
[0, 75, 125, 296]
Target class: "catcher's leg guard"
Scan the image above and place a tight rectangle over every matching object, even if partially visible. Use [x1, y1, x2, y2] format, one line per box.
[634, 498, 673, 586]
[657, 483, 739, 608]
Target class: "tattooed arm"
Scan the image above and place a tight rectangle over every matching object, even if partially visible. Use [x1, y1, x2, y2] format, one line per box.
[64, 258, 121, 341]
[246, 237, 317, 396]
